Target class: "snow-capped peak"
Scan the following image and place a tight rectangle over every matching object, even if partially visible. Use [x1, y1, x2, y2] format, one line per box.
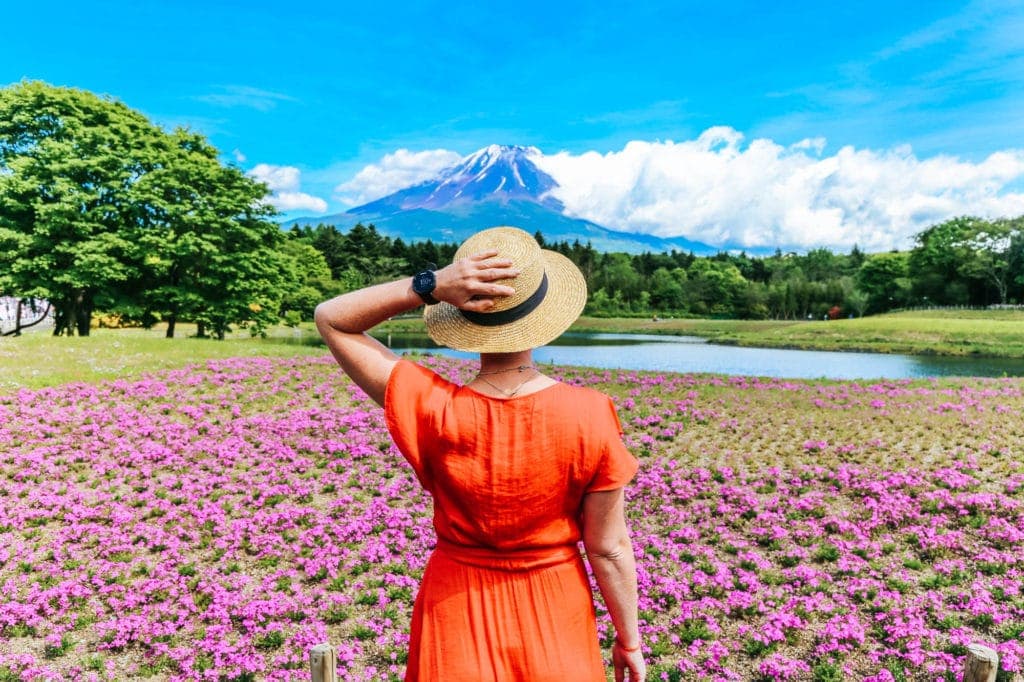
[352, 144, 563, 213]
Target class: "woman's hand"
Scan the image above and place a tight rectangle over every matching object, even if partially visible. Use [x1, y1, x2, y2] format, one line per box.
[433, 250, 519, 312]
[612, 641, 646, 681]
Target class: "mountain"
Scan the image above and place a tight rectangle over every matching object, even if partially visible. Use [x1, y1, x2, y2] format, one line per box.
[286, 145, 717, 255]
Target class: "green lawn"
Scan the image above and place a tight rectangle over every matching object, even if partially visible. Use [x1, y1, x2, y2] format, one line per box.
[0, 325, 322, 391]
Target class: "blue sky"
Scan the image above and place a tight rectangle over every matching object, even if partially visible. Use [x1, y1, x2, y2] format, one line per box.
[3, 0, 1023, 249]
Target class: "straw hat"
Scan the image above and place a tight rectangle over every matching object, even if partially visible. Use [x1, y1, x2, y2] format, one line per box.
[423, 226, 587, 353]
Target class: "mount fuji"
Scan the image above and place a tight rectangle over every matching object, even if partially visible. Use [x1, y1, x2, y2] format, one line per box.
[288, 145, 716, 254]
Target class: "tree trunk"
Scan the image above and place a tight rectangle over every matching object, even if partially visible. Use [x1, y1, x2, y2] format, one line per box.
[55, 300, 76, 336]
[996, 279, 1008, 305]
[52, 290, 92, 336]
[166, 315, 176, 339]
[196, 321, 206, 338]
[74, 290, 92, 337]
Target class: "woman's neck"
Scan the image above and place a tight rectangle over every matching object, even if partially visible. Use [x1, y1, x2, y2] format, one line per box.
[478, 351, 534, 373]
[469, 350, 556, 398]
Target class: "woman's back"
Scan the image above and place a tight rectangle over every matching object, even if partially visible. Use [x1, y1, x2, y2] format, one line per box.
[385, 359, 636, 551]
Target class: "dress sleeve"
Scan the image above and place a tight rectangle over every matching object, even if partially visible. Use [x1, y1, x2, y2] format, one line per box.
[384, 359, 447, 491]
[585, 395, 640, 493]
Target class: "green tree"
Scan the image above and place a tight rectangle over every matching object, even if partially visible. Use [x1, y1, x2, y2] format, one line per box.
[845, 289, 869, 317]
[593, 253, 642, 306]
[685, 259, 747, 316]
[0, 81, 159, 335]
[909, 216, 986, 305]
[279, 238, 335, 320]
[0, 81, 287, 338]
[958, 217, 1024, 304]
[127, 129, 288, 337]
[648, 267, 686, 311]
[857, 252, 912, 313]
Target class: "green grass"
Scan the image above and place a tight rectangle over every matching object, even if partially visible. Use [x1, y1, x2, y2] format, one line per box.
[704, 310, 1024, 357]
[0, 324, 322, 391]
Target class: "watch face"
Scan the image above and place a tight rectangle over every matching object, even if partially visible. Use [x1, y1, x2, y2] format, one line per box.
[413, 270, 435, 294]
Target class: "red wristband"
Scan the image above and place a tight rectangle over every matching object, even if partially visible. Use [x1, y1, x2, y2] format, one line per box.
[615, 637, 641, 653]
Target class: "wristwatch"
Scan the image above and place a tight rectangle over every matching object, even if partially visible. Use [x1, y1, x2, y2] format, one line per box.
[412, 265, 439, 305]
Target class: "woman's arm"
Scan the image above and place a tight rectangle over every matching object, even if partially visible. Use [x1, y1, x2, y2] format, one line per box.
[582, 488, 646, 682]
[313, 250, 518, 405]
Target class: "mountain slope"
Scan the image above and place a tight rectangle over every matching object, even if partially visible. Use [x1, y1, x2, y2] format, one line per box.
[288, 145, 717, 254]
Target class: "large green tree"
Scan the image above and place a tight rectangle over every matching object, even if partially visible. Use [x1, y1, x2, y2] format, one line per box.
[857, 252, 912, 313]
[908, 216, 987, 306]
[0, 81, 159, 335]
[958, 217, 1024, 305]
[127, 129, 288, 338]
[0, 81, 288, 337]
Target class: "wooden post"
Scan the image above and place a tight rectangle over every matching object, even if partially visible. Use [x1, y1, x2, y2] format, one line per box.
[963, 644, 999, 682]
[309, 643, 338, 682]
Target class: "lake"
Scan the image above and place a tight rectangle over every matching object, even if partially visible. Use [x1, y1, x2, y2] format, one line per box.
[287, 332, 1024, 380]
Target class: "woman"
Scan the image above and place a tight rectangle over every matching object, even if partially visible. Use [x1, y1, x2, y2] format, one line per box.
[315, 226, 646, 681]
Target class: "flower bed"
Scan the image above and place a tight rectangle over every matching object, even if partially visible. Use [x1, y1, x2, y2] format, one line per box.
[1, 356, 1022, 681]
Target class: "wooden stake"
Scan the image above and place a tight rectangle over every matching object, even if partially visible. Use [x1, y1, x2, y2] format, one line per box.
[309, 643, 338, 682]
[963, 644, 999, 682]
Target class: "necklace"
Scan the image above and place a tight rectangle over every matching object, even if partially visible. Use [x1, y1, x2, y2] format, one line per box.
[477, 364, 535, 376]
[475, 368, 538, 397]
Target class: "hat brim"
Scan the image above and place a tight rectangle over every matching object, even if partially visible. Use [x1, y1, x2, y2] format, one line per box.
[423, 250, 587, 353]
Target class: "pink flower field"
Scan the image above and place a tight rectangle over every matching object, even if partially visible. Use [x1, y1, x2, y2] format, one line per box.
[1, 355, 1022, 681]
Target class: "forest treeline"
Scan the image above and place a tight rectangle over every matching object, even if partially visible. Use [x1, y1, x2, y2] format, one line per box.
[289, 215, 1024, 320]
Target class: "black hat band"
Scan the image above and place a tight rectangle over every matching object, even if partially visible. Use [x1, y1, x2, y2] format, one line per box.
[459, 273, 549, 327]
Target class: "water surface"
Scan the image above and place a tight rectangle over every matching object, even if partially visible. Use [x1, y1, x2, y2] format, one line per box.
[288, 331, 1024, 380]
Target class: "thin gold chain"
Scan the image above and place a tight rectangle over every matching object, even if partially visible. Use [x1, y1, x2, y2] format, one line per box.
[477, 364, 536, 376]
[475, 370, 538, 397]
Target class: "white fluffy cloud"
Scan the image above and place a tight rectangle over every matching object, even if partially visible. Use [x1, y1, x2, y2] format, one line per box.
[533, 129, 1024, 251]
[335, 131, 1024, 250]
[335, 148, 463, 206]
[249, 163, 328, 214]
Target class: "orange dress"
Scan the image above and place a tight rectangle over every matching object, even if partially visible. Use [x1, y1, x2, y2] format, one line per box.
[384, 359, 639, 682]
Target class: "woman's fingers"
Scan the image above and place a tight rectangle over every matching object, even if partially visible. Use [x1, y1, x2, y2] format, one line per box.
[467, 249, 501, 261]
[459, 297, 496, 312]
[471, 278, 520, 292]
[435, 253, 520, 308]
[474, 267, 519, 283]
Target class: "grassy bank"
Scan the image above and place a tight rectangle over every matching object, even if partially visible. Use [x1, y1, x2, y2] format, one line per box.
[381, 309, 1024, 358]
[0, 325, 322, 391]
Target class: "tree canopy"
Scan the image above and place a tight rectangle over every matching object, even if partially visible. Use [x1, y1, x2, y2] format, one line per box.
[0, 81, 290, 337]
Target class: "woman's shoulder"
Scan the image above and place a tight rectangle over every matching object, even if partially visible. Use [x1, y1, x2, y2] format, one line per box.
[388, 358, 460, 396]
[552, 381, 617, 410]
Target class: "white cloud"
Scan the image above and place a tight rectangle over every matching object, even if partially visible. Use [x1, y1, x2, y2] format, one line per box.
[250, 164, 300, 192]
[268, 192, 328, 213]
[232, 148, 247, 163]
[195, 85, 297, 112]
[533, 129, 1024, 251]
[248, 163, 327, 214]
[335, 148, 462, 205]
